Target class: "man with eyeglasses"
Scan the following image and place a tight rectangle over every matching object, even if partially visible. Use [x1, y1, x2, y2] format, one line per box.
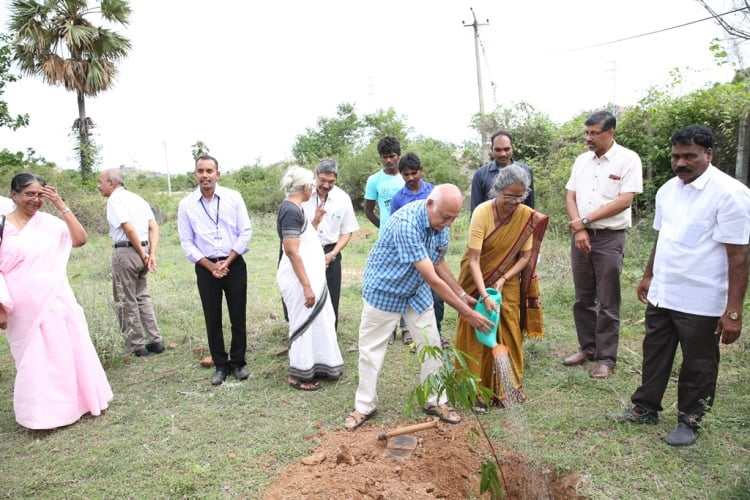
[470, 130, 535, 212]
[563, 110, 643, 379]
[301, 158, 358, 330]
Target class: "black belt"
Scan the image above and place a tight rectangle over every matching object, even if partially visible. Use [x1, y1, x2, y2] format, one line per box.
[114, 240, 148, 248]
[586, 228, 624, 235]
[206, 256, 228, 263]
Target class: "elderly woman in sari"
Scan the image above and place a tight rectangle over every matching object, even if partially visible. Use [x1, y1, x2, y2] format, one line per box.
[0, 173, 113, 429]
[455, 164, 548, 410]
[276, 166, 344, 391]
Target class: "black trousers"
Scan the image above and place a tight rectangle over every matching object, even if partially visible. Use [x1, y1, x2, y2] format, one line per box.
[195, 257, 247, 369]
[631, 304, 720, 428]
[323, 243, 342, 330]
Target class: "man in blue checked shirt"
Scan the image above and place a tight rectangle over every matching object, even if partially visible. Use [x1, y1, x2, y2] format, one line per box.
[344, 184, 494, 430]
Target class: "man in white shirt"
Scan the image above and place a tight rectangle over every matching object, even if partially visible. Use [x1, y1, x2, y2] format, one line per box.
[301, 158, 358, 330]
[607, 125, 750, 446]
[177, 155, 253, 385]
[98, 169, 164, 357]
[564, 111, 643, 379]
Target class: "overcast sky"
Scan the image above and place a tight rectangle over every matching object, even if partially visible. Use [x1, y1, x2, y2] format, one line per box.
[0, 0, 747, 174]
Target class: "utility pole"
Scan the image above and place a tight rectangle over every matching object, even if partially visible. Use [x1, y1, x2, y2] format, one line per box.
[463, 8, 490, 161]
[163, 139, 172, 196]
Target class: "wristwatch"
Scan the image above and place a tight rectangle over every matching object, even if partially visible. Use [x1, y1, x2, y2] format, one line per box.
[581, 217, 590, 226]
[726, 310, 742, 320]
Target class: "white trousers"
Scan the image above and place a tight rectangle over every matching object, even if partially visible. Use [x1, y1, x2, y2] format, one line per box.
[354, 300, 446, 414]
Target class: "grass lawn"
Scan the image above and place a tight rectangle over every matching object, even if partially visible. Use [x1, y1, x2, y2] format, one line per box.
[0, 211, 748, 498]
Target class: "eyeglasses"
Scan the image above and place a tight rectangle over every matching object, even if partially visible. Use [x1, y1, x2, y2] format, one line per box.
[584, 130, 608, 138]
[18, 191, 43, 199]
[501, 194, 527, 203]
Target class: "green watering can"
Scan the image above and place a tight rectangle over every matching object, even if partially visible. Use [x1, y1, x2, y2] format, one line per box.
[474, 287, 509, 358]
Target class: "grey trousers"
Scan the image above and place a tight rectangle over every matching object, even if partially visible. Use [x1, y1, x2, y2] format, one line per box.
[112, 246, 162, 352]
[570, 229, 625, 366]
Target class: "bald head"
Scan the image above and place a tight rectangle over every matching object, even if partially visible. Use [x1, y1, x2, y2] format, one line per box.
[426, 184, 463, 231]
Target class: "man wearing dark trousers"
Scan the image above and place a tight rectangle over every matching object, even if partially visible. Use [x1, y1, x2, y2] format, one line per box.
[606, 125, 750, 446]
[178, 155, 253, 385]
[301, 158, 358, 330]
[564, 111, 643, 379]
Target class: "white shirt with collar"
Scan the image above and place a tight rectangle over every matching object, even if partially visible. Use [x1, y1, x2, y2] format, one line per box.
[177, 184, 253, 263]
[106, 186, 154, 242]
[301, 185, 359, 246]
[565, 141, 643, 230]
[648, 165, 750, 316]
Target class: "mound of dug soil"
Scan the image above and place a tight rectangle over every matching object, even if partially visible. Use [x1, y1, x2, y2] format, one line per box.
[263, 418, 584, 499]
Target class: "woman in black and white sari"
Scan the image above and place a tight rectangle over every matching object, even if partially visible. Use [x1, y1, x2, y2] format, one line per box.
[276, 166, 344, 391]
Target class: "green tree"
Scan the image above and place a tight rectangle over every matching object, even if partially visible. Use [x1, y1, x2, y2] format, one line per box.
[191, 140, 210, 160]
[8, 0, 132, 178]
[470, 102, 559, 165]
[292, 102, 362, 164]
[0, 33, 29, 131]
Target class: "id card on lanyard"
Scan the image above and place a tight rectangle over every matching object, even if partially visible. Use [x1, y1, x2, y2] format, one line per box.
[200, 196, 223, 251]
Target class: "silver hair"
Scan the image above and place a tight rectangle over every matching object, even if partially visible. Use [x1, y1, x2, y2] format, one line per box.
[315, 158, 339, 176]
[280, 166, 314, 194]
[492, 164, 530, 195]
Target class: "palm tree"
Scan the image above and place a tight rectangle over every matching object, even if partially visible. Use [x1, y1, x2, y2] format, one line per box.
[8, 0, 131, 177]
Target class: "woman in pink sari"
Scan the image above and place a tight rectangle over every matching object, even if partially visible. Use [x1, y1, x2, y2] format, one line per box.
[0, 173, 112, 429]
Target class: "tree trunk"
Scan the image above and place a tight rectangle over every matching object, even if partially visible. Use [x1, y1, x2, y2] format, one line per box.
[77, 91, 91, 177]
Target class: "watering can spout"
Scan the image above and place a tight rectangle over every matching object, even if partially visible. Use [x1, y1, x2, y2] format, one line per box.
[491, 344, 509, 359]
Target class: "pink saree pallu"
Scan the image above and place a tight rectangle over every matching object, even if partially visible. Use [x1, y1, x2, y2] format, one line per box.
[0, 212, 112, 429]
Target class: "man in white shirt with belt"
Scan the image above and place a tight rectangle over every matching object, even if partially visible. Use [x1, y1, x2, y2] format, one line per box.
[98, 168, 164, 357]
[301, 158, 358, 330]
[607, 125, 750, 446]
[564, 110, 643, 379]
[178, 155, 253, 385]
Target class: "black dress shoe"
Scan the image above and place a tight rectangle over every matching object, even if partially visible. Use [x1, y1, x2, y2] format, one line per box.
[664, 423, 697, 446]
[231, 366, 249, 381]
[211, 368, 227, 386]
[133, 347, 150, 357]
[146, 341, 165, 354]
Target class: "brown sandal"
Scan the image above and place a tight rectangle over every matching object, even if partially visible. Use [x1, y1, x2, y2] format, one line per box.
[423, 403, 461, 424]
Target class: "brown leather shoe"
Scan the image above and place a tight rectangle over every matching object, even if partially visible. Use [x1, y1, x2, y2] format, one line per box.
[562, 351, 593, 366]
[590, 362, 613, 379]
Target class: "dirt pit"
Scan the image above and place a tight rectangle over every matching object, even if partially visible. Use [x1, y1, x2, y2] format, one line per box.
[263, 418, 585, 499]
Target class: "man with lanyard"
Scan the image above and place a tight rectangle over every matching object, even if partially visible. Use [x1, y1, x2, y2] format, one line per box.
[301, 158, 358, 330]
[98, 168, 164, 357]
[178, 155, 253, 385]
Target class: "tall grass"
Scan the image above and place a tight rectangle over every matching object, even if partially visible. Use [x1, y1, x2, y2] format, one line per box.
[0, 207, 747, 498]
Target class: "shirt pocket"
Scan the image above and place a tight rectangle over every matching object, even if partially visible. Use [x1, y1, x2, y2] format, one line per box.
[671, 217, 711, 247]
[601, 177, 622, 200]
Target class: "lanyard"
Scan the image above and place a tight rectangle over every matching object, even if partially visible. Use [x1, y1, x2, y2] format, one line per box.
[199, 196, 220, 227]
